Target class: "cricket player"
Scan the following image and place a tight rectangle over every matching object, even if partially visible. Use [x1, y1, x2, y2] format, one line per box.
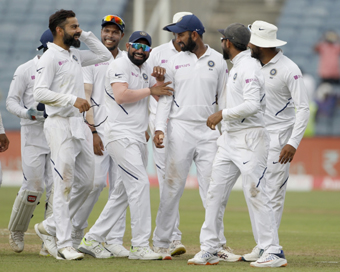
[242, 20, 310, 262]
[147, 11, 192, 257]
[78, 31, 173, 260]
[189, 23, 287, 268]
[6, 29, 54, 255]
[33, 9, 111, 260]
[71, 14, 129, 257]
[0, 112, 10, 186]
[152, 14, 234, 261]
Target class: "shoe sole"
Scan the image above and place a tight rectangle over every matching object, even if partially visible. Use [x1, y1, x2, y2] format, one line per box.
[128, 256, 163, 260]
[58, 251, 84, 261]
[250, 261, 288, 267]
[188, 261, 219, 265]
[162, 256, 172, 260]
[241, 256, 258, 262]
[171, 247, 186, 256]
[78, 247, 113, 259]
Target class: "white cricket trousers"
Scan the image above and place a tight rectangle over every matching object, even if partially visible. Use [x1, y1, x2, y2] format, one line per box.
[42, 116, 94, 249]
[72, 147, 126, 245]
[249, 128, 292, 246]
[200, 127, 282, 254]
[153, 119, 226, 248]
[86, 138, 151, 247]
[149, 113, 181, 241]
[19, 124, 53, 197]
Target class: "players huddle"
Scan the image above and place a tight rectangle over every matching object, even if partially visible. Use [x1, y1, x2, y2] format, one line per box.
[6, 8, 309, 268]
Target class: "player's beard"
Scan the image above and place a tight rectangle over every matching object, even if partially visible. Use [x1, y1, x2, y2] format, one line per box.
[179, 36, 196, 52]
[223, 47, 230, 60]
[250, 46, 261, 61]
[102, 38, 118, 51]
[63, 31, 81, 48]
[128, 49, 148, 66]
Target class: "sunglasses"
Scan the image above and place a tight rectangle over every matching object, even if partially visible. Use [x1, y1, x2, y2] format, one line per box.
[220, 37, 228, 42]
[102, 15, 125, 27]
[129, 42, 152, 52]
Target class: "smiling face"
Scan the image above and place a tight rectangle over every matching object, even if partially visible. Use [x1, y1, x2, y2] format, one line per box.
[175, 31, 197, 52]
[101, 24, 123, 51]
[60, 17, 81, 48]
[126, 39, 151, 67]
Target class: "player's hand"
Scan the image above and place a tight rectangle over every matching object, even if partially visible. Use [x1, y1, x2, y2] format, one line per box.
[26, 107, 45, 121]
[151, 66, 166, 82]
[74, 97, 90, 113]
[145, 131, 150, 142]
[93, 133, 104, 156]
[153, 130, 165, 148]
[0, 133, 9, 152]
[150, 82, 173, 97]
[279, 144, 296, 164]
[207, 110, 222, 130]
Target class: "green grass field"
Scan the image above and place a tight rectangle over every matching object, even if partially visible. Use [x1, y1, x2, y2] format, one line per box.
[0, 187, 339, 271]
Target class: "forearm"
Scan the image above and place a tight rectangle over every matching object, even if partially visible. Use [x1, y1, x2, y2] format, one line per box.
[6, 97, 28, 119]
[84, 83, 95, 131]
[287, 107, 310, 149]
[112, 82, 151, 104]
[155, 95, 172, 132]
[33, 87, 77, 107]
[222, 100, 260, 121]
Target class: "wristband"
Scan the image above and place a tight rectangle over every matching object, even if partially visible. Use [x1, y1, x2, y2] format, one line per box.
[92, 131, 98, 134]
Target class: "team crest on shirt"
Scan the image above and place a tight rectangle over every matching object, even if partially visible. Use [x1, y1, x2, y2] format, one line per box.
[72, 55, 78, 62]
[233, 73, 237, 80]
[270, 69, 277, 76]
[208, 60, 215, 67]
[142, 73, 148, 81]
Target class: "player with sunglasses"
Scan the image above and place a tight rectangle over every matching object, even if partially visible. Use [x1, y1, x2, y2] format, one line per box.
[72, 14, 129, 258]
[80, 31, 174, 260]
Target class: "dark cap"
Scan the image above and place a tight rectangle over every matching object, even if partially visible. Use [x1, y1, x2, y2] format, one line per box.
[163, 14, 205, 35]
[218, 23, 250, 50]
[37, 29, 53, 51]
[128, 31, 152, 46]
[101, 15, 125, 33]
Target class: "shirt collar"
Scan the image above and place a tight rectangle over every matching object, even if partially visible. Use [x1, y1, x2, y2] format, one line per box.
[230, 49, 250, 66]
[168, 40, 178, 52]
[264, 50, 283, 66]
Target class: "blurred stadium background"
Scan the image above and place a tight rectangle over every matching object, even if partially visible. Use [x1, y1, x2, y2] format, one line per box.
[0, 0, 339, 190]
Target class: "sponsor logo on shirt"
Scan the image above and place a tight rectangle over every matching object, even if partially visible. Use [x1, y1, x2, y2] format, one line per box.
[294, 75, 302, 80]
[72, 55, 78, 62]
[95, 62, 109, 67]
[58, 60, 69, 66]
[31, 75, 35, 80]
[36, 67, 44, 74]
[175, 63, 190, 70]
[131, 72, 139, 77]
[161, 59, 168, 64]
[245, 78, 258, 84]
[270, 69, 277, 76]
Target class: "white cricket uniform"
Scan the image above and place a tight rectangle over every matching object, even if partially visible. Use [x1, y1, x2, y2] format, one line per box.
[152, 46, 228, 248]
[6, 56, 53, 199]
[146, 40, 182, 241]
[199, 50, 281, 254]
[33, 31, 111, 249]
[253, 51, 310, 234]
[85, 54, 156, 247]
[72, 49, 126, 245]
[0, 113, 5, 186]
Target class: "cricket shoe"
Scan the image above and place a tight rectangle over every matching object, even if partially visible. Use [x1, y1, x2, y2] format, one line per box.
[34, 223, 61, 259]
[217, 246, 242, 262]
[9, 231, 24, 253]
[242, 246, 264, 262]
[250, 251, 287, 267]
[58, 246, 84, 260]
[105, 243, 129, 257]
[153, 246, 172, 260]
[169, 240, 186, 256]
[39, 243, 50, 257]
[129, 246, 162, 260]
[78, 238, 113, 258]
[71, 228, 84, 249]
[187, 250, 219, 265]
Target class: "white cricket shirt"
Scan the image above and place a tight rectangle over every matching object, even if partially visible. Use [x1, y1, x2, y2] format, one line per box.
[146, 40, 178, 115]
[7, 56, 44, 127]
[105, 54, 156, 144]
[33, 31, 111, 118]
[155, 45, 228, 132]
[82, 49, 125, 138]
[260, 51, 310, 149]
[0, 113, 5, 134]
[221, 50, 265, 132]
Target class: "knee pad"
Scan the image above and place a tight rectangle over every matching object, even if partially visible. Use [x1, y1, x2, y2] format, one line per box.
[8, 190, 43, 232]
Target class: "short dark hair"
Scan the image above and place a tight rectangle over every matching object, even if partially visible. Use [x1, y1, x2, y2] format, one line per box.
[231, 41, 247, 51]
[49, 9, 76, 36]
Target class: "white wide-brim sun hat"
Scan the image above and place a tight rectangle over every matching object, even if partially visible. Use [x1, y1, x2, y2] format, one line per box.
[249, 20, 287, 48]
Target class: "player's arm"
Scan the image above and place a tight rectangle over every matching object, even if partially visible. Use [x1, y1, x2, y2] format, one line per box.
[78, 31, 111, 67]
[279, 68, 310, 164]
[0, 113, 9, 152]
